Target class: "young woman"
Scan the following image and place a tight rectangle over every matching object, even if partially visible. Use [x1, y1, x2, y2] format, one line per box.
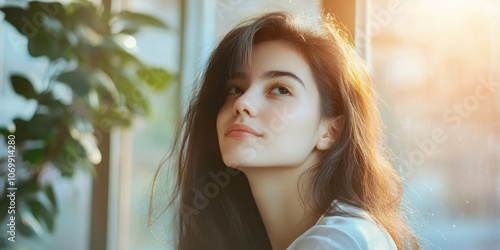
[152, 11, 419, 250]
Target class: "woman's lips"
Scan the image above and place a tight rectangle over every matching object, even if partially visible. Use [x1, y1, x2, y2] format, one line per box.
[225, 123, 261, 138]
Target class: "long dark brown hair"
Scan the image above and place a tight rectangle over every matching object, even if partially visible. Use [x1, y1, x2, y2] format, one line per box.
[150, 11, 419, 250]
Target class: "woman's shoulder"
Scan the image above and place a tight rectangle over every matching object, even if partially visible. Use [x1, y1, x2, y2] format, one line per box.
[286, 202, 397, 250]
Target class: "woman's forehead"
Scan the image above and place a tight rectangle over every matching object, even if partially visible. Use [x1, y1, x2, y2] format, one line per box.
[242, 41, 312, 79]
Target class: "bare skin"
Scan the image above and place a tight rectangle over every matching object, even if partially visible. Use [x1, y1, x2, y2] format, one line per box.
[217, 41, 341, 249]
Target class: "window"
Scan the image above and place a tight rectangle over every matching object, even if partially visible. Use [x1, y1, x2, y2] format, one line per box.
[369, 0, 500, 248]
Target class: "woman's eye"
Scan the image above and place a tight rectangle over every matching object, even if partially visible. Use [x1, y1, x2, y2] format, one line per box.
[270, 85, 292, 96]
[227, 86, 243, 95]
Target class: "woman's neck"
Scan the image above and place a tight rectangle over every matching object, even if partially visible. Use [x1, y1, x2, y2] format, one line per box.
[240, 153, 321, 250]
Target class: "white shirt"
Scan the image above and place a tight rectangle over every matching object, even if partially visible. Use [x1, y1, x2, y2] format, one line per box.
[287, 202, 397, 250]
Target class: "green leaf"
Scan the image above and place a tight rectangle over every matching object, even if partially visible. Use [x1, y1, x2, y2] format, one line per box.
[28, 1, 66, 20]
[70, 2, 107, 35]
[101, 42, 141, 67]
[118, 27, 139, 35]
[27, 199, 55, 233]
[18, 200, 43, 236]
[53, 137, 86, 177]
[68, 123, 101, 165]
[137, 68, 173, 91]
[22, 1, 67, 60]
[46, 185, 58, 214]
[23, 147, 46, 165]
[0, 7, 29, 36]
[81, 135, 101, 165]
[67, 136, 87, 159]
[95, 108, 132, 128]
[13, 113, 58, 142]
[124, 85, 150, 117]
[18, 181, 41, 197]
[57, 68, 92, 95]
[93, 69, 120, 101]
[37, 92, 68, 114]
[27, 29, 64, 60]
[11, 75, 37, 99]
[53, 158, 75, 177]
[0, 125, 15, 139]
[112, 73, 151, 117]
[17, 215, 37, 237]
[79, 160, 97, 177]
[113, 11, 169, 33]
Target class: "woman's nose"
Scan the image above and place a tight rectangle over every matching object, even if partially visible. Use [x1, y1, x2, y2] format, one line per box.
[233, 91, 258, 117]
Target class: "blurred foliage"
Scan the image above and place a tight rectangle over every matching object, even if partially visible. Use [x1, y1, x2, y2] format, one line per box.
[0, 0, 173, 240]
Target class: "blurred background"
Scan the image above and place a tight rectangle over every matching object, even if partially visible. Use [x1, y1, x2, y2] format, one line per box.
[0, 0, 499, 249]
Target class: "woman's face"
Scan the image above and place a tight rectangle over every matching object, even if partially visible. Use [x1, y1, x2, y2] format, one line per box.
[216, 40, 328, 168]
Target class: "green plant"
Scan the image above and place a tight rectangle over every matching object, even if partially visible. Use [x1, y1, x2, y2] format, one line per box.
[0, 0, 173, 240]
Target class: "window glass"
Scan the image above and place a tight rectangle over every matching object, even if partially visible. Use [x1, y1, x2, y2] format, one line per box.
[124, 0, 180, 249]
[369, 0, 500, 248]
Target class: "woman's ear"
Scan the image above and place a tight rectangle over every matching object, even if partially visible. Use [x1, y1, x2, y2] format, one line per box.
[316, 115, 344, 151]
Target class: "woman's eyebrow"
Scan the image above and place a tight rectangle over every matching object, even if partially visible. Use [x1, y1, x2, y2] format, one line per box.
[261, 70, 305, 88]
